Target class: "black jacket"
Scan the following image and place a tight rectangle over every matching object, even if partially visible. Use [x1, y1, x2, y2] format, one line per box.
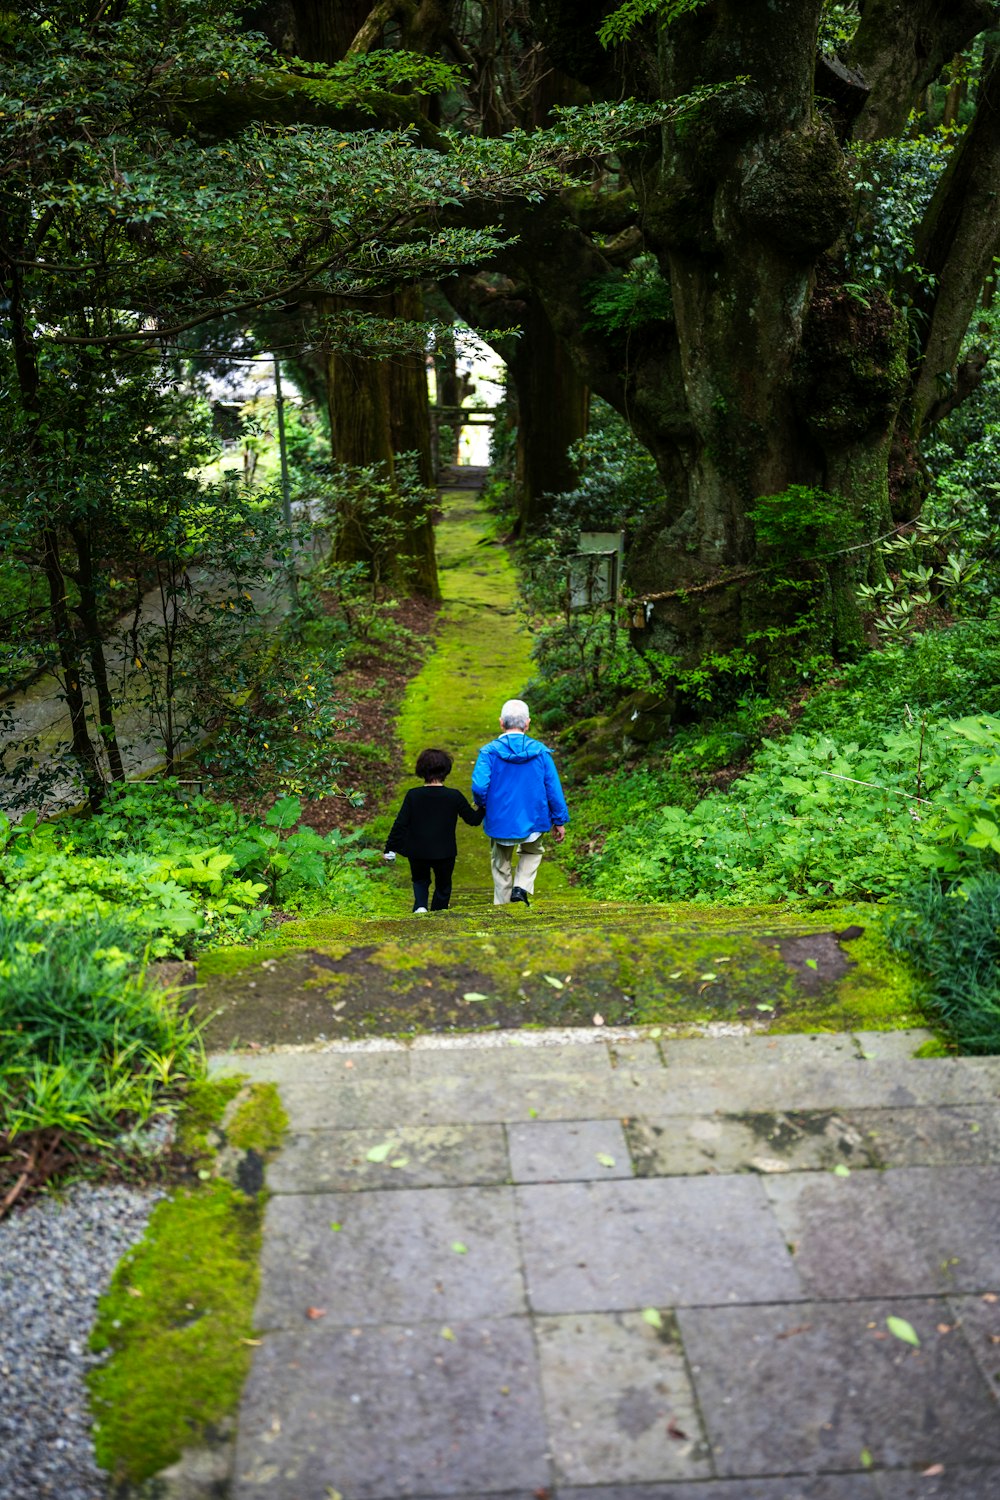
[385, 785, 484, 860]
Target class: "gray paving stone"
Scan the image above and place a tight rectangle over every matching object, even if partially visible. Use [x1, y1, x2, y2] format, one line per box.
[876, 1465, 1000, 1499]
[274, 1074, 632, 1129]
[623, 1059, 998, 1119]
[885, 1167, 1000, 1292]
[233, 1318, 550, 1498]
[508, 1120, 634, 1182]
[518, 1177, 803, 1313]
[408, 1040, 615, 1076]
[254, 1186, 525, 1328]
[267, 1124, 509, 1194]
[851, 1105, 1000, 1167]
[559, 1479, 878, 1500]
[210, 1047, 411, 1082]
[627, 1110, 874, 1178]
[536, 1311, 711, 1486]
[608, 1039, 666, 1070]
[852, 1028, 934, 1060]
[947, 1293, 1000, 1393]
[678, 1298, 1000, 1476]
[762, 1171, 940, 1297]
[661, 1033, 861, 1070]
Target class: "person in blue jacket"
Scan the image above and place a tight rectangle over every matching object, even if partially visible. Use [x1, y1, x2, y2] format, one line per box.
[471, 698, 569, 906]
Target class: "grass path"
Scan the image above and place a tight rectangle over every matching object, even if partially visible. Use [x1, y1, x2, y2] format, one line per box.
[196, 491, 923, 1048]
[376, 489, 573, 905]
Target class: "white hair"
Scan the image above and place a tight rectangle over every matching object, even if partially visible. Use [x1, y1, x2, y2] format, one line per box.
[500, 698, 530, 729]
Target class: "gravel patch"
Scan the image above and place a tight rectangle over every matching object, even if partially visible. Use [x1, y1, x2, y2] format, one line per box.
[0, 1182, 163, 1500]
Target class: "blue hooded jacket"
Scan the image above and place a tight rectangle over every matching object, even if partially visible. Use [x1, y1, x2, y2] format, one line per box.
[471, 732, 569, 842]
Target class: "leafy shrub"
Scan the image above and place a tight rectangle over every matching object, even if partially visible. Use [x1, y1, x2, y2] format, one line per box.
[569, 616, 1000, 907]
[888, 876, 1000, 1054]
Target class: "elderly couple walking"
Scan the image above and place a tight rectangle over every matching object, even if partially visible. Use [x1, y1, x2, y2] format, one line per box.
[384, 698, 569, 914]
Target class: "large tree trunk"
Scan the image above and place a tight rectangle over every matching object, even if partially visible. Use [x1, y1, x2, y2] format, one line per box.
[326, 291, 440, 599]
[505, 291, 589, 533]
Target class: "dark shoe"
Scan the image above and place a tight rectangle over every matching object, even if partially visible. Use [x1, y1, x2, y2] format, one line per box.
[510, 886, 530, 906]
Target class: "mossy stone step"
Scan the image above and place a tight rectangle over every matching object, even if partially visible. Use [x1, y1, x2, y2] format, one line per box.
[195, 900, 918, 1051]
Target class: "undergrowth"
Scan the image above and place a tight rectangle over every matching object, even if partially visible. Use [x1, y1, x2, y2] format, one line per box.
[888, 875, 1000, 1053]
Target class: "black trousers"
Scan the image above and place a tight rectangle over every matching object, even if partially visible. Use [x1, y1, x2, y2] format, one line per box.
[408, 856, 455, 911]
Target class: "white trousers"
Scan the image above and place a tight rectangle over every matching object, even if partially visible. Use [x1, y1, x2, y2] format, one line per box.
[491, 836, 545, 904]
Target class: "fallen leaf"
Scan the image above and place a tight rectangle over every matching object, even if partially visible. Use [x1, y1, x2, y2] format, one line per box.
[776, 1323, 813, 1339]
[596, 1153, 616, 1168]
[306, 1307, 327, 1320]
[365, 1141, 394, 1164]
[197, 1168, 212, 1181]
[343, 1060, 354, 1069]
[860, 1448, 873, 1469]
[389, 1157, 410, 1169]
[528, 1107, 538, 1118]
[533, 1489, 551, 1499]
[982, 1293, 998, 1303]
[326, 1488, 344, 1500]
[330, 1222, 342, 1232]
[936, 1323, 955, 1334]
[805, 958, 819, 971]
[922, 1465, 945, 1478]
[832, 1164, 851, 1178]
[543, 974, 564, 989]
[522, 969, 532, 976]
[126, 1286, 143, 1298]
[440, 1326, 455, 1341]
[669, 971, 683, 979]
[699, 972, 717, 982]
[969, 1122, 981, 1133]
[240, 1337, 262, 1346]
[649, 1027, 662, 1038]
[886, 1315, 920, 1347]
[451, 1241, 468, 1254]
[666, 1418, 688, 1440]
[462, 991, 488, 1002]
[642, 1307, 663, 1329]
[756, 1002, 774, 1012]
[593, 1012, 605, 1026]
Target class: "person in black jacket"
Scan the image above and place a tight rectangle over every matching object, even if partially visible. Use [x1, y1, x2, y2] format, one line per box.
[384, 747, 484, 913]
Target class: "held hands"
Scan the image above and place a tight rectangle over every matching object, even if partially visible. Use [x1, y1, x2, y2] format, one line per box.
[383, 851, 396, 862]
[552, 824, 566, 844]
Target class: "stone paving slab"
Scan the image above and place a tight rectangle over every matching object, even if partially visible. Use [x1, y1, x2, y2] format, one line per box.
[885, 1166, 1000, 1291]
[853, 1104, 1000, 1166]
[518, 1177, 803, 1312]
[536, 1311, 711, 1487]
[254, 1186, 525, 1328]
[946, 1292, 1000, 1390]
[762, 1170, 943, 1298]
[661, 1033, 865, 1069]
[677, 1297, 1000, 1476]
[558, 1479, 878, 1500]
[267, 1124, 509, 1194]
[233, 1318, 550, 1498]
[626, 1109, 872, 1177]
[876, 1465, 1000, 1498]
[270, 1073, 633, 1129]
[508, 1120, 634, 1182]
[853, 1028, 936, 1059]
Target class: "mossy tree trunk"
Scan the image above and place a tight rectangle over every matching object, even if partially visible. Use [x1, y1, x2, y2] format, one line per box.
[505, 291, 589, 535]
[511, 0, 1000, 695]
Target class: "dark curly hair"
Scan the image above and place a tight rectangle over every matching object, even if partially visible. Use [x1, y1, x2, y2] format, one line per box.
[414, 747, 452, 781]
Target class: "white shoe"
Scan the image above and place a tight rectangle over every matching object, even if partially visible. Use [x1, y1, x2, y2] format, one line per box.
[413, 907, 429, 915]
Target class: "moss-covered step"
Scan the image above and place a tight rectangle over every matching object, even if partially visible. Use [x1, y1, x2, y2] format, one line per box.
[194, 903, 920, 1048]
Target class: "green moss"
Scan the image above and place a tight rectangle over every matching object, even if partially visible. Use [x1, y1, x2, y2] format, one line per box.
[87, 1080, 288, 1485]
[88, 1182, 262, 1485]
[225, 1082, 288, 1155]
[175, 1075, 244, 1158]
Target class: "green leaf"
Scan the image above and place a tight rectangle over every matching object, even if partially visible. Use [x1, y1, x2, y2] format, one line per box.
[805, 958, 819, 971]
[450, 1240, 468, 1254]
[860, 1448, 874, 1469]
[886, 1315, 920, 1346]
[462, 991, 488, 1002]
[389, 1157, 409, 1169]
[365, 1141, 394, 1163]
[832, 1163, 851, 1177]
[440, 1326, 455, 1341]
[642, 1307, 664, 1328]
[330, 1222, 342, 1232]
[596, 1153, 616, 1168]
[543, 974, 564, 989]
